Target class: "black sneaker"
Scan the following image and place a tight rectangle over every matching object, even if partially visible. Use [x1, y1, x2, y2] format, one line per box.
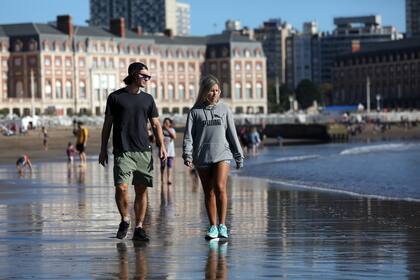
[116, 221, 130, 239]
[132, 227, 150, 242]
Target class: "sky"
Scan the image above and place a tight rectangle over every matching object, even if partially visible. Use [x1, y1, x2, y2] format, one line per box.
[0, 0, 405, 35]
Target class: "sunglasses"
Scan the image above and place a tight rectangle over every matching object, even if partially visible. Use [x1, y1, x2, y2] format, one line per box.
[138, 73, 152, 81]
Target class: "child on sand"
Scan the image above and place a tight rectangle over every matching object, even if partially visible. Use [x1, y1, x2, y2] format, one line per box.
[66, 142, 76, 164]
[16, 154, 32, 174]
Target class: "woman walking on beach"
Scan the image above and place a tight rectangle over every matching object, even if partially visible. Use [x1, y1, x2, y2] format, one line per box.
[183, 75, 244, 239]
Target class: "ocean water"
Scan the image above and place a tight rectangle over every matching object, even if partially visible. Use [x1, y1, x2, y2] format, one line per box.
[236, 141, 420, 201]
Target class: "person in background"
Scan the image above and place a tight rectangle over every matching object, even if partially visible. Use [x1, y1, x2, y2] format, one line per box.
[66, 142, 76, 164]
[16, 154, 32, 175]
[41, 126, 48, 151]
[74, 121, 89, 166]
[183, 75, 244, 240]
[161, 117, 176, 185]
[248, 126, 261, 156]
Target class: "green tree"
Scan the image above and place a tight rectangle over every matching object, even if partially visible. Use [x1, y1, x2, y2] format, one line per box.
[295, 79, 321, 109]
[267, 82, 294, 113]
[319, 83, 333, 105]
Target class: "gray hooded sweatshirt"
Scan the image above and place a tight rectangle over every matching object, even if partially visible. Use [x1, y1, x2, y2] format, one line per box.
[183, 102, 244, 167]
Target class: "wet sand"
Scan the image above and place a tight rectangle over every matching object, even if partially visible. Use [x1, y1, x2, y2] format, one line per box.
[2, 124, 420, 164]
[0, 157, 419, 279]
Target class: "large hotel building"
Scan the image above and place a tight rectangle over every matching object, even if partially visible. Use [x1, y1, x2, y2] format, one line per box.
[0, 15, 267, 117]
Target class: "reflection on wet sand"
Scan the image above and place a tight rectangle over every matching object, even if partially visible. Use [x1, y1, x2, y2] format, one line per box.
[205, 240, 228, 280]
[0, 158, 419, 279]
[116, 242, 149, 280]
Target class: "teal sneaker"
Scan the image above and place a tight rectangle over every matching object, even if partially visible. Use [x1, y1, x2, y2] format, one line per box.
[218, 224, 229, 238]
[206, 225, 219, 239]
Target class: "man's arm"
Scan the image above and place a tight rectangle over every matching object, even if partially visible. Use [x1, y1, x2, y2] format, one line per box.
[99, 115, 113, 166]
[150, 117, 167, 160]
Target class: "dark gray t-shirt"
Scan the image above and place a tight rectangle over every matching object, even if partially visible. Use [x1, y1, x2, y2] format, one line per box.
[105, 88, 158, 153]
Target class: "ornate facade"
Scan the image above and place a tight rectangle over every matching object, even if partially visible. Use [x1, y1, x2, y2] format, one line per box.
[0, 15, 267, 116]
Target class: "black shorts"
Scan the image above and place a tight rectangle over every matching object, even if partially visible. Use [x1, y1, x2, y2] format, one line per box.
[76, 143, 85, 153]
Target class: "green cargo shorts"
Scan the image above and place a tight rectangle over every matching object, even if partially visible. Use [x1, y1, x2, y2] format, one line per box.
[113, 151, 154, 187]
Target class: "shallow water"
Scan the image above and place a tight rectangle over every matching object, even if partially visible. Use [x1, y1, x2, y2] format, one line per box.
[240, 141, 420, 201]
[0, 151, 419, 279]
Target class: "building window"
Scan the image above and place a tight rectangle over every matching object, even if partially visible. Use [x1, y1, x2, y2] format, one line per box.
[168, 84, 174, 100]
[119, 59, 125, 68]
[150, 82, 157, 98]
[55, 57, 61, 67]
[159, 83, 164, 100]
[189, 84, 195, 100]
[235, 63, 241, 71]
[79, 58, 85, 67]
[55, 80, 62, 98]
[43, 41, 50, 51]
[45, 80, 52, 98]
[256, 63, 262, 71]
[108, 58, 114, 68]
[256, 82, 263, 99]
[65, 58, 71, 67]
[210, 63, 217, 71]
[29, 57, 36, 66]
[222, 62, 228, 70]
[223, 82, 230, 98]
[79, 81, 86, 98]
[14, 58, 21, 66]
[178, 84, 185, 99]
[235, 83, 242, 99]
[150, 60, 156, 70]
[245, 82, 252, 98]
[108, 75, 116, 92]
[16, 81, 23, 97]
[100, 58, 106, 68]
[66, 80, 72, 98]
[14, 40, 23, 52]
[182, 107, 190, 114]
[245, 63, 252, 71]
[168, 63, 174, 72]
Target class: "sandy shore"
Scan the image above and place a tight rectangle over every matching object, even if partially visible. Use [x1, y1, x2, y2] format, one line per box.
[0, 157, 419, 278]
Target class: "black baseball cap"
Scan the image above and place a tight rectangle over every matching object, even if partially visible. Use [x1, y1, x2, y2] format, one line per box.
[124, 62, 148, 84]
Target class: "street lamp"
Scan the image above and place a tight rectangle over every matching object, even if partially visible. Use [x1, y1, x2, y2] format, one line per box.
[376, 94, 381, 112]
[288, 95, 294, 112]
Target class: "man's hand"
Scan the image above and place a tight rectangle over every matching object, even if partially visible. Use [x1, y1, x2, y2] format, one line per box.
[184, 160, 192, 168]
[99, 150, 108, 166]
[236, 160, 243, 170]
[159, 146, 168, 161]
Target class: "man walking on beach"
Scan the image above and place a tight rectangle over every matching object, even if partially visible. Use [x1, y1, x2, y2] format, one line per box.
[99, 62, 167, 241]
[74, 122, 88, 166]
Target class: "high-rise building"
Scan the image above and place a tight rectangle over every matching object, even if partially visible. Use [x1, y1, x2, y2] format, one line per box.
[90, 0, 178, 35]
[176, 2, 190, 36]
[286, 21, 321, 88]
[254, 19, 296, 85]
[318, 15, 401, 84]
[406, 0, 420, 37]
[332, 39, 420, 109]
